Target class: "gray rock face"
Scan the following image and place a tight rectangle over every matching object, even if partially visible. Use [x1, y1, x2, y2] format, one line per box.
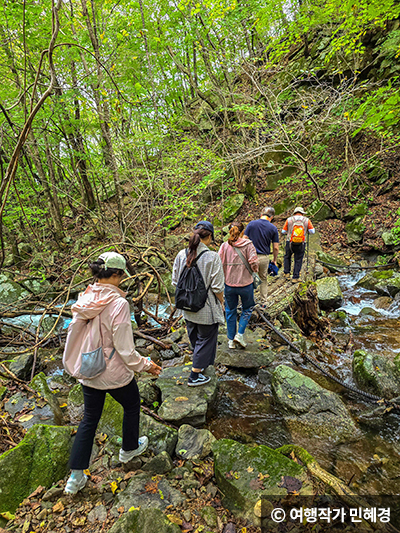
[157, 365, 217, 426]
[216, 336, 275, 369]
[113, 473, 185, 513]
[353, 350, 400, 398]
[0, 274, 29, 308]
[31, 372, 63, 425]
[142, 451, 174, 474]
[315, 277, 343, 309]
[271, 365, 358, 444]
[175, 424, 216, 460]
[137, 376, 160, 407]
[9, 352, 34, 380]
[109, 508, 181, 533]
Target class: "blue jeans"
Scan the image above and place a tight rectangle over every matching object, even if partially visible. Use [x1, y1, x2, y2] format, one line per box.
[224, 283, 255, 340]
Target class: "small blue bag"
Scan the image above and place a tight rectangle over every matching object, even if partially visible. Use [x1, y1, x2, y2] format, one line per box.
[268, 261, 279, 276]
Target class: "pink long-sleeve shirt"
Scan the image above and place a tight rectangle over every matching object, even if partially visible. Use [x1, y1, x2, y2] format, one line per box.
[218, 238, 259, 287]
[63, 283, 152, 390]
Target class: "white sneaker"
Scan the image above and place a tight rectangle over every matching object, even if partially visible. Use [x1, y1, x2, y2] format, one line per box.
[234, 333, 247, 348]
[119, 436, 149, 463]
[228, 340, 236, 349]
[64, 471, 88, 495]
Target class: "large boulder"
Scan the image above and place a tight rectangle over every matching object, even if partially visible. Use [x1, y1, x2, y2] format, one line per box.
[8, 352, 34, 380]
[308, 199, 334, 222]
[315, 251, 347, 273]
[356, 270, 394, 291]
[315, 277, 343, 309]
[67, 385, 178, 456]
[0, 425, 73, 514]
[345, 217, 366, 243]
[175, 424, 216, 460]
[343, 202, 368, 221]
[222, 194, 245, 224]
[109, 508, 181, 533]
[216, 335, 275, 369]
[157, 366, 217, 426]
[0, 274, 29, 309]
[112, 473, 185, 514]
[376, 274, 400, 297]
[271, 365, 358, 444]
[352, 350, 400, 398]
[213, 439, 312, 522]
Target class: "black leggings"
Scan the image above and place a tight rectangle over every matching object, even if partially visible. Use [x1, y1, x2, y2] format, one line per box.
[69, 378, 140, 470]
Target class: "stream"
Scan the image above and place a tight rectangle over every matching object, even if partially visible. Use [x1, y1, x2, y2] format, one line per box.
[207, 272, 400, 496]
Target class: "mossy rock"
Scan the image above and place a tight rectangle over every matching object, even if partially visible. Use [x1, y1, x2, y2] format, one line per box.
[273, 197, 295, 216]
[308, 199, 334, 222]
[353, 350, 400, 398]
[272, 365, 358, 444]
[0, 425, 73, 514]
[109, 507, 181, 533]
[315, 251, 347, 273]
[222, 194, 245, 224]
[356, 270, 394, 291]
[31, 372, 63, 425]
[315, 276, 343, 309]
[375, 274, 400, 297]
[381, 231, 396, 246]
[0, 274, 30, 309]
[345, 216, 366, 244]
[212, 439, 311, 521]
[344, 202, 368, 221]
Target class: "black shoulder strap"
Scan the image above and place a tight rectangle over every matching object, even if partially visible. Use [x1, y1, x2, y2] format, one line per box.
[185, 249, 208, 264]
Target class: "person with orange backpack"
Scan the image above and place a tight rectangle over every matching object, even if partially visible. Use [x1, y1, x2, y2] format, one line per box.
[282, 207, 315, 282]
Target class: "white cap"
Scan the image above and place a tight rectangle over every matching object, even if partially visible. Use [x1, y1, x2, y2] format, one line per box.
[98, 252, 130, 277]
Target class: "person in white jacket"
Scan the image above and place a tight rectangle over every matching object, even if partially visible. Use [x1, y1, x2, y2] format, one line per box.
[63, 252, 161, 494]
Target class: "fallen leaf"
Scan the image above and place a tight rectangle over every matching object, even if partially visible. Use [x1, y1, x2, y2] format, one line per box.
[118, 506, 124, 513]
[246, 466, 254, 473]
[72, 516, 86, 526]
[27, 486, 45, 499]
[175, 397, 189, 402]
[19, 414, 34, 422]
[166, 514, 182, 525]
[249, 478, 265, 490]
[0, 512, 15, 521]
[144, 480, 159, 494]
[52, 501, 64, 513]
[110, 481, 119, 494]
[59, 403, 67, 408]
[279, 475, 303, 493]
[182, 521, 194, 531]
[128, 506, 141, 512]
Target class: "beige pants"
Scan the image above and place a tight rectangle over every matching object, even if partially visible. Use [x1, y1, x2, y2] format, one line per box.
[257, 254, 270, 303]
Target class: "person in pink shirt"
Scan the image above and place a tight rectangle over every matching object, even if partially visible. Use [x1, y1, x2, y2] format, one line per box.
[218, 222, 259, 348]
[62, 252, 161, 495]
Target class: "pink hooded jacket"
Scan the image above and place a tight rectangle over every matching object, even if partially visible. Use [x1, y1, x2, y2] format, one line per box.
[63, 283, 152, 390]
[218, 238, 259, 287]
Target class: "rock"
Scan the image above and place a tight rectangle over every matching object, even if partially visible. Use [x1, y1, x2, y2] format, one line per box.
[315, 277, 343, 310]
[222, 194, 245, 224]
[278, 311, 302, 334]
[4, 388, 61, 430]
[359, 306, 381, 317]
[0, 424, 73, 514]
[216, 342, 275, 369]
[19, 278, 52, 296]
[175, 424, 216, 460]
[373, 296, 393, 310]
[157, 366, 217, 426]
[0, 274, 29, 309]
[376, 274, 400, 297]
[254, 499, 274, 518]
[308, 199, 334, 222]
[382, 231, 396, 246]
[212, 439, 311, 522]
[9, 352, 34, 380]
[315, 251, 347, 273]
[356, 270, 394, 292]
[67, 385, 178, 456]
[42, 486, 64, 501]
[112, 473, 185, 514]
[200, 505, 218, 528]
[344, 202, 368, 221]
[0, 385, 7, 401]
[31, 372, 63, 426]
[137, 376, 160, 407]
[353, 350, 400, 398]
[109, 508, 181, 533]
[271, 365, 358, 444]
[345, 216, 366, 244]
[142, 451, 174, 474]
[164, 235, 187, 251]
[88, 504, 108, 523]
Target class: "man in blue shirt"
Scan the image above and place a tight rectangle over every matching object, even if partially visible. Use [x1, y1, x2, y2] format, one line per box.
[244, 207, 279, 305]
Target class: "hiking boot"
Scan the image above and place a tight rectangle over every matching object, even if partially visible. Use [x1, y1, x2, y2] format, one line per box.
[64, 471, 88, 495]
[228, 340, 236, 349]
[187, 373, 211, 387]
[283, 273, 290, 279]
[291, 278, 301, 283]
[119, 436, 149, 463]
[234, 333, 247, 348]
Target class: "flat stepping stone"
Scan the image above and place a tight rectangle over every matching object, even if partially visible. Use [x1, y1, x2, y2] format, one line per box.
[157, 365, 217, 426]
[216, 332, 275, 369]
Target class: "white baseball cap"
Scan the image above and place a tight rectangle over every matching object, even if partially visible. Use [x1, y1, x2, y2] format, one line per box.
[98, 252, 130, 277]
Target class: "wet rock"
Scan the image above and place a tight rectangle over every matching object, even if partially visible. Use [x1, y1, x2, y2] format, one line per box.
[345, 217, 366, 244]
[212, 439, 311, 522]
[157, 365, 217, 426]
[0, 424, 73, 514]
[356, 270, 394, 292]
[278, 311, 302, 334]
[315, 252, 347, 273]
[373, 296, 393, 310]
[352, 350, 400, 398]
[109, 508, 181, 533]
[175, 424, 216, 460]
[112, 473, 185, 514]
[9, 352, 34, 380]
[376, 274, 400, 297]
[359, 306, 381, 317]
[315, 277, 343, 310]
[4, 388, 61, 430]
[67, 386, 178, 455]
[142, 451, 174, 474]
[272, 365, 358, 444]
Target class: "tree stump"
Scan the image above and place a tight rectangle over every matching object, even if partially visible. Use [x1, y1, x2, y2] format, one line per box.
[292, 283, 331, 339]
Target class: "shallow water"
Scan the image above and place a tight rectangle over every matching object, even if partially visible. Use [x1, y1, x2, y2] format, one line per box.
[207, 271, 400, 495]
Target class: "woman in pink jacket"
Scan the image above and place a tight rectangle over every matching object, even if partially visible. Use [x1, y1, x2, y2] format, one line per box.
[63, 252, 161, 494]
[218, 223, 259, 349]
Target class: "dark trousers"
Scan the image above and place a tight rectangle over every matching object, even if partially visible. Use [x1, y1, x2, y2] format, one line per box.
[185, 320, 219, 370]
[69, 378, 140, 470]
[284, 241, 306, 279]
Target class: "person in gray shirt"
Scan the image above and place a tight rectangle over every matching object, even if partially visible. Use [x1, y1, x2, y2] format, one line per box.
[172, 221, 224, 386]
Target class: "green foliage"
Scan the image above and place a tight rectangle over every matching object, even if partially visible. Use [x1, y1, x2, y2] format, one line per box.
[391, 207, 400, 244]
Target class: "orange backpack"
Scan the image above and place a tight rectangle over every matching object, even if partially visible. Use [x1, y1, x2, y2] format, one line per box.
[289, 217, 307, 244]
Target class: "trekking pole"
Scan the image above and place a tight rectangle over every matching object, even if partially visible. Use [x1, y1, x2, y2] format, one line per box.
[306, 232, 310, 277]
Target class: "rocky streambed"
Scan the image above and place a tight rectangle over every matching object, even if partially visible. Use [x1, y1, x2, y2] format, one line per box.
[1, 260, 400, 532]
